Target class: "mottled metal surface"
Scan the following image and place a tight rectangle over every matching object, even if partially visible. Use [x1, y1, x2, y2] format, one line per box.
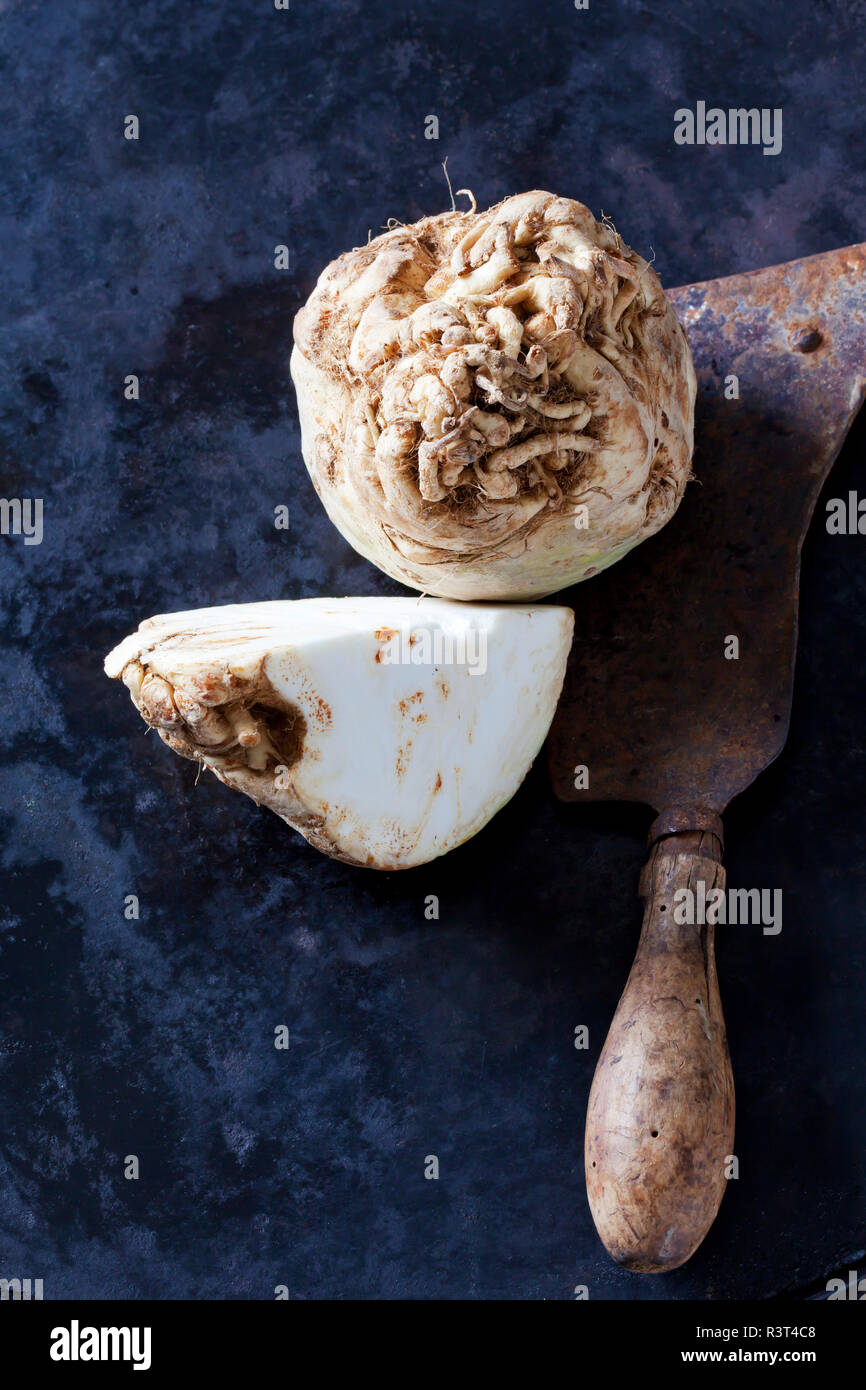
[550, 244, 866, 812]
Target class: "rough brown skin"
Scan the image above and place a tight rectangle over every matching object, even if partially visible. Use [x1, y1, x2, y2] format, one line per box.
[123, 657, 306, 774]
[291, 190, 696, 600]
[117, 656, 349, 853]
[585, 828, 735, 1273]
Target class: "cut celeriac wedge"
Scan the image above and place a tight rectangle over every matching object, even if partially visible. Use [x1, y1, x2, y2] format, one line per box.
[105, 598, 573, 869]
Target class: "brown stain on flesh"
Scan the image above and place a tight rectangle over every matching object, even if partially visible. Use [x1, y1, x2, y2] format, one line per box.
[375, 625, 399, 663]
[310, 695, 332, 730]
[398, 690, 426, 723]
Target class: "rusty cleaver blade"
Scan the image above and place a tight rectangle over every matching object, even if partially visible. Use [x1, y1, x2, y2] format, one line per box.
[548, 243, 866, 1273]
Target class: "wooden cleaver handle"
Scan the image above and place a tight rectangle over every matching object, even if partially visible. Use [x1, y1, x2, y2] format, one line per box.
[585, 826, 735, 1272]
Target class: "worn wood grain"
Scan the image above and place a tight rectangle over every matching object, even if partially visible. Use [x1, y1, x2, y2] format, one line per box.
[585, 830, 735, 1272]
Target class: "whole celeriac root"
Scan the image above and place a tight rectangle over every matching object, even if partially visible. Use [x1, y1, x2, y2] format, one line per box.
[292, 190, 696, 600]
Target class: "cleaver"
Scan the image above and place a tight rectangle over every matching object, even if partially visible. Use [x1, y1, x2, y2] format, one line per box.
[548, 243, 866, 1272]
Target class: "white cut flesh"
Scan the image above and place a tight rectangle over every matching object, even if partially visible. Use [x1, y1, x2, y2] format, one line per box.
[105, 597, 574, 870]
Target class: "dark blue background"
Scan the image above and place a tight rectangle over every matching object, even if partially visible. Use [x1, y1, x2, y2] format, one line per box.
[0, 0, 864, 1299]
